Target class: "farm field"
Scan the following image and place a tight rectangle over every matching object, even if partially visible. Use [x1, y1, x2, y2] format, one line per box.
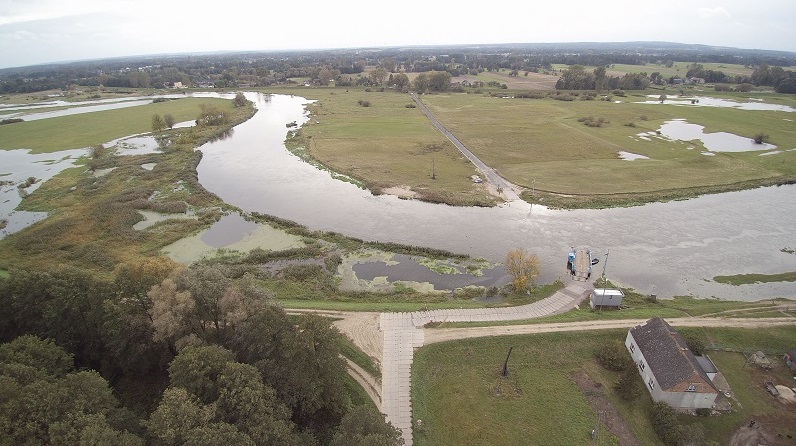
[412, 325, 796, 446]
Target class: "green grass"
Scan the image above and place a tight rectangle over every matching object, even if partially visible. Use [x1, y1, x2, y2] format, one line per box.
[0, 97, 232, 153]
[412, 326, 796, 446]
[419, 92, 796, 208]
[341, 371, 377, 410]
[714, 271, 796, 285]
[266, 87, 498, 206]
[337, 335, 381, 379]
[551, 62, 756, 80]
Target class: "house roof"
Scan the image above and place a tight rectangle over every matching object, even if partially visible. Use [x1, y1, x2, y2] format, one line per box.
[629, 317, 717, 392]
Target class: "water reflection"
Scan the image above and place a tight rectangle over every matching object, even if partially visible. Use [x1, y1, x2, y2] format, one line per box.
[196, 93, 796, 300]
[657, 119, 776, 152]
[0, 148, 86, 238]
[639, 95, 796, 112]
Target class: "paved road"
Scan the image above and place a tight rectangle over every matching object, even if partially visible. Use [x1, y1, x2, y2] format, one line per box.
[410, 92, 522, 201]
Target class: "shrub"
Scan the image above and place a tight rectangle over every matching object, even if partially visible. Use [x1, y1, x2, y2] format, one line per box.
[578, 116, 608, 127]
[651, 402, 682, 446]
[682, 332, 705, 356]
[695, 408, 711, 417]
[404, 103, 416, 108]
[639, 115, 648, 121]
[752, 132, 770, 144]
[0, 118, 24, 125]
[614, 367, 643, 401]
[624, 122, 636, 127]
[325, 253, 342, 272]
[595, 340, 633, 371]
[515, 91, 546, 99]
[281, 264, 324, 281]
[357, 99, 371, 107]
[736, 83, 754, 92]
[612, 89, 626, 97]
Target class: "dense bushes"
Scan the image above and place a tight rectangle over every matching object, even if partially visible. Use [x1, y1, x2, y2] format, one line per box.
[578, 116, 609, 127]
[595, 339, 633, 371]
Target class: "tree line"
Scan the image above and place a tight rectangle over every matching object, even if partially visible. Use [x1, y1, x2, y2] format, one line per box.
[3, 44, 795, 94]
[0, 262, 404, 445]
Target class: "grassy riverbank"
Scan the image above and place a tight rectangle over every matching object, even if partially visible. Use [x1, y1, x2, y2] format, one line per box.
[261, 85, 796, 209]
[412, 325, 796, 446]
[0, 96, 232, 153]
[420, 90, 796, 208]
[263, 86, 499, 206]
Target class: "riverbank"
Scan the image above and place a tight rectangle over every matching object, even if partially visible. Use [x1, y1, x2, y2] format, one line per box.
[261, 85, 796, 210]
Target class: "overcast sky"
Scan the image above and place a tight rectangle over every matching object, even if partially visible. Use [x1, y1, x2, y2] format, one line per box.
[1, 0, 795, 69]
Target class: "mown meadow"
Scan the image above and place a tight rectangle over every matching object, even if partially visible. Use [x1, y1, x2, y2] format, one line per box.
[412, 325, 796, 446]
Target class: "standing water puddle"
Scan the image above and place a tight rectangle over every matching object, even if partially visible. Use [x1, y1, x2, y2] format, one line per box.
[657, 119, 776, 152]
[0, 148, 86, 238]
[200, 213, 260, 248]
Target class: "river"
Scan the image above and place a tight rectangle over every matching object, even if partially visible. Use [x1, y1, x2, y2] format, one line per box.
[195, 93, 796, 301]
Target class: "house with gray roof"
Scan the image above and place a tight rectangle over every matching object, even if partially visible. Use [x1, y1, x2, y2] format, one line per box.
[625, 317, 719, 410]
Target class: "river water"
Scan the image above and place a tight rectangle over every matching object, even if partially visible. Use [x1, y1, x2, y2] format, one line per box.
[195, 93, 796, 301]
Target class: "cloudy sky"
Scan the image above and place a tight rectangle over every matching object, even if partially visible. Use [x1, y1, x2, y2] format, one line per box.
[1, 0, 795, 69]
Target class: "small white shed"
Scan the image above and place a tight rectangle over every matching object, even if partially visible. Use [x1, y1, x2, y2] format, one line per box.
[590, 288, 624, 309]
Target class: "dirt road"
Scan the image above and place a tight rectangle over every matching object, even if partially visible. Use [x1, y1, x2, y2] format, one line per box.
[423, 317, 796, 344]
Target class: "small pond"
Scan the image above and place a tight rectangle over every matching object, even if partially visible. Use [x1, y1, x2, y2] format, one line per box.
[638, 95, 796, 112]
[352, 253, 509, 290]
[657, 119, 776, 152]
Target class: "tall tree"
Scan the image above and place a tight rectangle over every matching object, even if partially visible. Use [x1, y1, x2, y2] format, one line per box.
[505, 248, 540, 292]
[0, 336, 143, 445]
[330, 405, 404, 446]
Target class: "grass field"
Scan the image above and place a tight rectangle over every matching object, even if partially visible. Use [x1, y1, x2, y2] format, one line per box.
[551, 62, 757, 80]
[287, 87, 498, 206]
[419, 91, 796, 207]
[260, 84, 796, 209]
[0, 96, 232, 153]
[412, 326, 796, 446]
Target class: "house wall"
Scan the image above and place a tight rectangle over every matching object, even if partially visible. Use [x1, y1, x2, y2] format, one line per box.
[657, 390, 717, 409]
[625, 332, 717, 409]
[625, 332, 663, 400]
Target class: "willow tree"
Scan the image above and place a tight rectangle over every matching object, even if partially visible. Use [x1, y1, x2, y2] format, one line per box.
[505, 248, 540, 292]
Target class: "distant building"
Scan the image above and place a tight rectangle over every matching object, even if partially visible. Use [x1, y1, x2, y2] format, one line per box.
[590, 288, 624, 309]
[625, 317, 719, 410]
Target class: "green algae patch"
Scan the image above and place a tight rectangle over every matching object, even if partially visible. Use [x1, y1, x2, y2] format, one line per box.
[162, 222, 305, 264]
